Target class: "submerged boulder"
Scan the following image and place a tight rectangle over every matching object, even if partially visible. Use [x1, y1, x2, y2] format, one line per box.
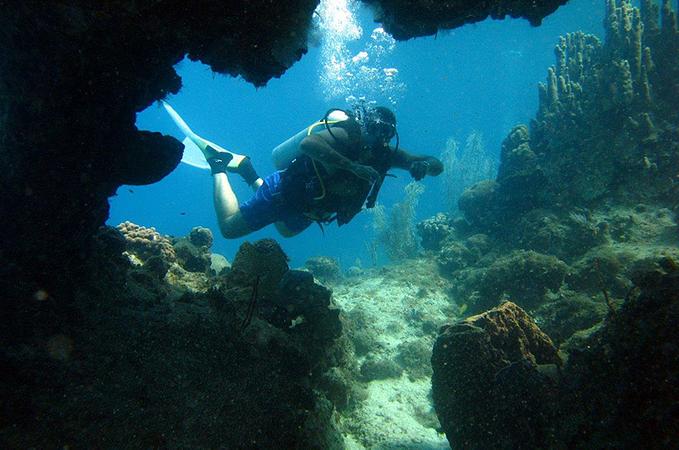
[432, 302, 561, 450]
[476, 250, 569, 311]
[305, 256, 342, 283]
[433, 268, 679, 449]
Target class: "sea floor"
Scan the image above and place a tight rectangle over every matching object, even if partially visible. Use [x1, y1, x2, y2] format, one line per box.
[326, 258, 456, 450]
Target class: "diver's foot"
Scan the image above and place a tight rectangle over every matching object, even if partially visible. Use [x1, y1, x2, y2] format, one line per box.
[207, 153, 234, 175]
[228, 156, 260, 186]
[202, 144, 229, 161]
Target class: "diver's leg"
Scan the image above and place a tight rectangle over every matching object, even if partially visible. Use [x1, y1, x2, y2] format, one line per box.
[207, 155, 252, 239]
[212, 173, 252, 239]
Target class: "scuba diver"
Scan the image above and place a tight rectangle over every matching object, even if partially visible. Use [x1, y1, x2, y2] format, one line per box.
[163, 102, 443, 238]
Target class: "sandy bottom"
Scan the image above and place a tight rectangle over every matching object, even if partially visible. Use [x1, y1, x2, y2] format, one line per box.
[329, 259, 456, 450]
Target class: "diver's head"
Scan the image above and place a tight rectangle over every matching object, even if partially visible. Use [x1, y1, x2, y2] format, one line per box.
[365, 106, 397, 145]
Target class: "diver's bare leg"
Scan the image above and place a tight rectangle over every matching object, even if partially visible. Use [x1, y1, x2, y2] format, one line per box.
[212, 173, 251, 238]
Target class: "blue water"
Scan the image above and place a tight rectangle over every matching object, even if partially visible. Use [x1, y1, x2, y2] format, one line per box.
[108, 0, 604, 268]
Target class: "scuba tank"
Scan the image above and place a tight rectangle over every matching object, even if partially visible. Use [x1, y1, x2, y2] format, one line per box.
[271, 109, 351, 170]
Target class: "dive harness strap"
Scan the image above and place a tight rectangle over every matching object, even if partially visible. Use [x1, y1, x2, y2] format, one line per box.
[206, 145, 260, 185]
[207, 153, 233, 175]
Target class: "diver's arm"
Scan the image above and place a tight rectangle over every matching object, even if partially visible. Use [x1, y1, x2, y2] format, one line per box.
[300, 129, 379, 182]
[391, 147, 444, 180]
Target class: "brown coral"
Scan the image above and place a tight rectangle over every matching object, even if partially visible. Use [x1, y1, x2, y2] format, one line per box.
[432, 302, 560, 450]
[116, 221, 176, 263]
[465, 302, 560, 366]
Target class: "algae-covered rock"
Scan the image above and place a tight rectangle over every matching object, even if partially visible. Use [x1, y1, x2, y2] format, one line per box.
[172, 237, 212, 273]
[477, 250, 569, 311]
[432, 302, 560, 450]
[305, 256, 342, 283]
[436, 239, 476, 274]
[1, 230, 347, 449]
[274, 269, 343, 344]
[566, 247, 634, 297]
[417, 213, 454, 252]
[533, 291, 608, 345]
[229, 238, 290, 302]
[318, 367, 354, 411]
[559, 269, 679, 447]
[513, 209, 608, 260]
[457, 179, 499, 229]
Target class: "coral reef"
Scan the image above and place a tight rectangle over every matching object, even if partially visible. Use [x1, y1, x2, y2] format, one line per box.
[0, 232, 348, 448]
[432, 0, 679, 337]
[0, 1, 574, 447]
[423, 2, 679, 448]
[432, 268, 679, 448]
[461, 0, 679, 227]
[0, 0, 570, 308]
[114, 221, 223, 291]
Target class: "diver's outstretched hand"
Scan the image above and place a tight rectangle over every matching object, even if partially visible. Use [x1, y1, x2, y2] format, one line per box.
[350, 163, 380, 183]
[409, 161, 430, 181]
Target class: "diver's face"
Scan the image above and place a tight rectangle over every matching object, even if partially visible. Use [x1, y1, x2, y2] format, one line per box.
[366, 120, 396, 146]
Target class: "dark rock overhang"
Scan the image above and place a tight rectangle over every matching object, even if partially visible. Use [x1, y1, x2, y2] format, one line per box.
[365, 0, 569, 40]
[0, 0, 568, 295]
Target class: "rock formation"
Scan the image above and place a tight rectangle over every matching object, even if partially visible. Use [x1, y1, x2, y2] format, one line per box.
[432, 267, 679, 448]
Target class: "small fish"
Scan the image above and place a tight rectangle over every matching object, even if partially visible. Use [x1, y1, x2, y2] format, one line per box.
[127, 189, 134, 193]
[179, 212, 187, 216]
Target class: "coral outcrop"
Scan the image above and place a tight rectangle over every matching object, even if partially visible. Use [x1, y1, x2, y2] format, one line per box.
[427, 0, 679, 326]
[305, 256, 343, 283]
[432, 268, 679, 448]
[461, 0, 679, 225]
[432, 302, 561, 450]
[0, 233, 348, 448]
[426, 2, 679, 448]
[117, 221, 177, 263]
